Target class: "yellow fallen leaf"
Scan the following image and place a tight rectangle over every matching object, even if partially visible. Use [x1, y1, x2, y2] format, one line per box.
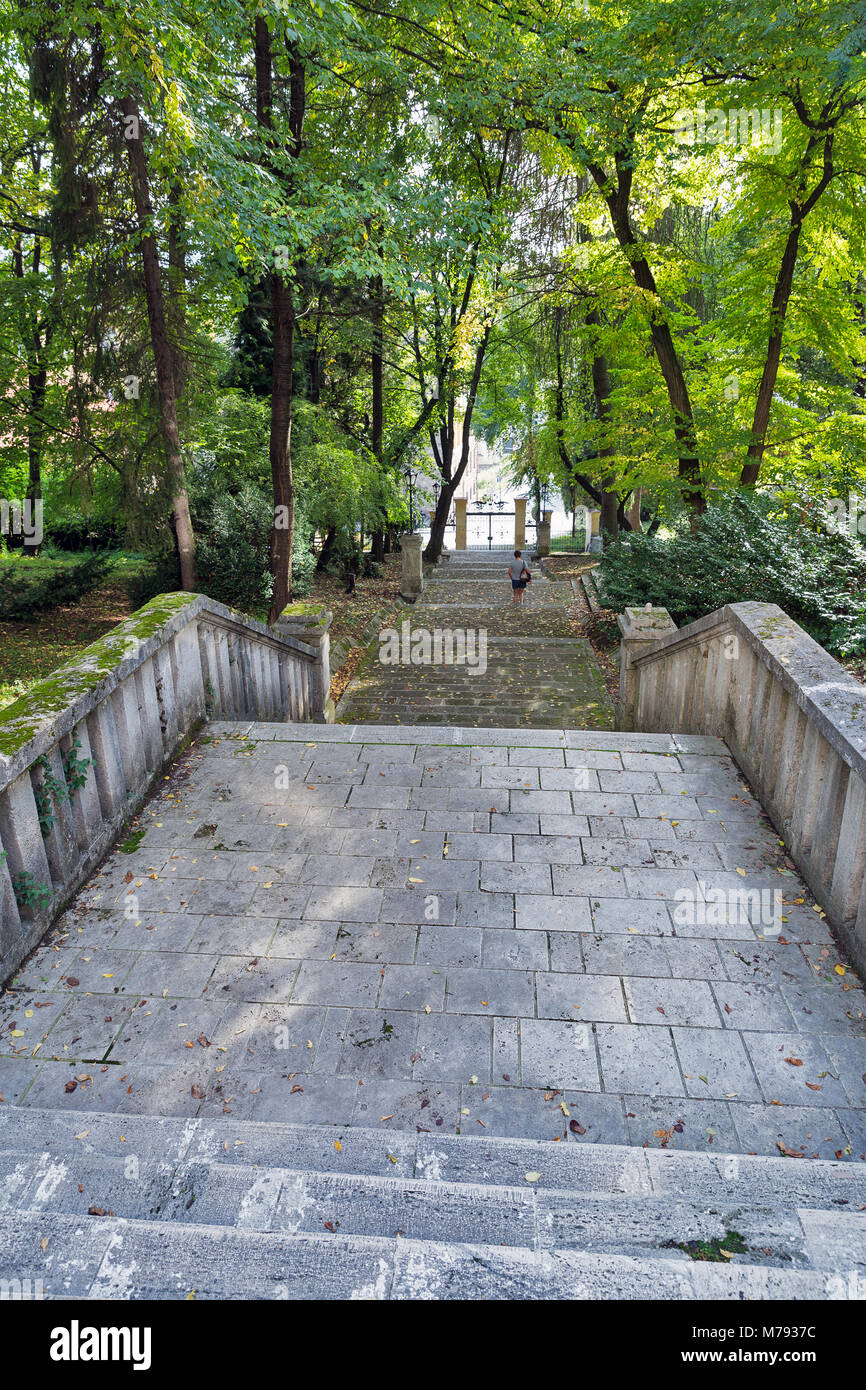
[334, 1139, 342, 1152]
[835, 965, 846, 976]
[524, 1172, 541, 1183]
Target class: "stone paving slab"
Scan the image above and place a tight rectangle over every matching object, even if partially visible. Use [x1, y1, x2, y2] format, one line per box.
[3, 723, 865, 1162]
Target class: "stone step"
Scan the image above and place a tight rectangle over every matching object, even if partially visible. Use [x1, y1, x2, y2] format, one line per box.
[2, 1209, 841, 1300]
[4, 1107, 866, 1233]
[6, 1144, 865, 1271]
[4, 1112, 864, 1297]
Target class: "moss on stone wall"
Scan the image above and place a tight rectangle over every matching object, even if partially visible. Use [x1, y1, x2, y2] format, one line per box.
[0, 593, 197, 760]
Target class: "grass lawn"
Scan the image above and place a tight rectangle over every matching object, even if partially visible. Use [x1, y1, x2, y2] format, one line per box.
[0, 553, 154, 709]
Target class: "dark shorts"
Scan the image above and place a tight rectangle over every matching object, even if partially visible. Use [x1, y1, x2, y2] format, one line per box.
[512, 578, 526, 590]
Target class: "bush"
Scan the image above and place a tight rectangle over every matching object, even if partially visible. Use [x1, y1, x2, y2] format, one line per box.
[46, 512, 122, 552]
[126, 551, 181, 610]
[192, 481, 274, 612]
[0, 551, 114, 619]
[598, 495, 866, 658]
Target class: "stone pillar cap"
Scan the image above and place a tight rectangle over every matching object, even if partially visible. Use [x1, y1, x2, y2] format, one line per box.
[617, 606, 677, 639]
[274, 602, 333, 636]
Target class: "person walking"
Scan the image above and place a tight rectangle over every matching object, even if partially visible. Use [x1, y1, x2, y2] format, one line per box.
[507, 550, 530, 605]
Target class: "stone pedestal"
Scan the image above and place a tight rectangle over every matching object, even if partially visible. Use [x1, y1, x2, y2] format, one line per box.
[587, 509, 603, 554]
[616, 604, 678, 726]
[455, 497, 467, 550]
[535, 510, 553, 557]
[514, 498, 526, 550]
[273, 602, 335, 722]
[399, 532, 424, 603]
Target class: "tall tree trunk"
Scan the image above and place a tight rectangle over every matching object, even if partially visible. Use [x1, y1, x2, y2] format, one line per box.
[423, 323, 491, 563]
[587, 156, 703, 519]
[121, 95, 196, 589]
[739, 227, 802, 487]
[739, 129, 835, 487]
[167, 181, 188, 401]
[625, 488, 642, 532]
[369, 255, 385, 562]
[256, 19, 305, 623]
[23, 365, 47, 555]
[586, 307, 618, 539]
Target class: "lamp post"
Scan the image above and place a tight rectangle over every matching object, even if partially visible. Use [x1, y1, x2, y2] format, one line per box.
[405, 467, 420, 532]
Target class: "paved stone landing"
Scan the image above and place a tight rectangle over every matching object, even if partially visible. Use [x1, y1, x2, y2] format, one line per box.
[4, 723, 865, 1162]
[337, 550, 614, 728]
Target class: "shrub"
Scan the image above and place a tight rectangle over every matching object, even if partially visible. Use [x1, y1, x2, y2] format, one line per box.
[598, 495, 866, 658]
[46, 512, 122, 552]
[192, 481, 274, 612]
[0, 551, 114, 620]
[126, 551, 181, 610]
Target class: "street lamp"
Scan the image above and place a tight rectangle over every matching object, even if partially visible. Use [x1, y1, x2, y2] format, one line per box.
[405, 467, 420, 532]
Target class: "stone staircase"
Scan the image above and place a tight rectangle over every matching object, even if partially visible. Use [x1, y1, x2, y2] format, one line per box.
[3, 1105, 865, 1299]
[337, 550, 614, 728]
[4, 559, 866, 1301]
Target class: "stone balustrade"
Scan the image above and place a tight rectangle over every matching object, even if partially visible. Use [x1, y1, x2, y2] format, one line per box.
[619, 600, 866, 974]
[0, 592, 330, 978]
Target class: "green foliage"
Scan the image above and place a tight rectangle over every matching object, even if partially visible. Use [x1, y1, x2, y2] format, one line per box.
[45, 511, 122, 552]
[32, 736, 92, 836]
[191, 479, 274, 612]
[11, 871, 52, 910]
[0, 551, 114, 620]
[62, 735, 92, 794]
[126, 551, 181, 611]
[599, 496, 866, 657]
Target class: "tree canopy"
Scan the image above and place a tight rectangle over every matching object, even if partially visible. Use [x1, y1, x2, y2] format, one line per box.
[1, 0, 863, 592]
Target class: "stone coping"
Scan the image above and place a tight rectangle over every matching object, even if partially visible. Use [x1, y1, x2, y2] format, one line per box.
[0, 592, 317, 787]
[631, 601, 866, 783]
[208, 719, 725, 754]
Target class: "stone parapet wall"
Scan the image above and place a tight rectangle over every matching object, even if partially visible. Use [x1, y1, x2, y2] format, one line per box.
[621, 600, 866, 974]
[0, 592, 324, 980]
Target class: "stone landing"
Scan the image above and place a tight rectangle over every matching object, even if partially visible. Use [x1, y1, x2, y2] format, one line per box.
[4, 722, 864, 1163]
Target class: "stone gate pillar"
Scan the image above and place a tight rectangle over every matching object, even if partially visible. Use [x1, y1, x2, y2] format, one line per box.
[455, 497, 467, 550]
[536, 510, 553, 557]
[514, 498, 526, 550]
[400, 533, 424, 602]
[587, 509, 603, 554]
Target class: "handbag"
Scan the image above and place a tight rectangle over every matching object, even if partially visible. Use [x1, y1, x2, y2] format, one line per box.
[523, 567, 532, 583]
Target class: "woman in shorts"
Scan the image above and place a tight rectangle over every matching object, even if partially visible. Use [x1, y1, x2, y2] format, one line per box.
[507, 550, 530, 604]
